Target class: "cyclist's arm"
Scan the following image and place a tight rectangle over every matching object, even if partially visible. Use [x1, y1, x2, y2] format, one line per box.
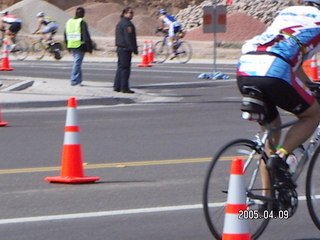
[32, 19, 42, 34]
[158, 16, 167, 30]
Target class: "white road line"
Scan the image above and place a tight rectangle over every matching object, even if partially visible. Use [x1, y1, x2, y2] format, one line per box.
[0, 195, 318, 225]
[0, 204, 205, 225]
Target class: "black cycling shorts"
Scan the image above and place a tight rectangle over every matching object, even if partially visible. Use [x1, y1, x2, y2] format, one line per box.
[237, 76, 314, 123]
[8, 22, 21, 33]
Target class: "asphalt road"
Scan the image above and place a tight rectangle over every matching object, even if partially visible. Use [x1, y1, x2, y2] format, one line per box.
[0, 59, 319, 240]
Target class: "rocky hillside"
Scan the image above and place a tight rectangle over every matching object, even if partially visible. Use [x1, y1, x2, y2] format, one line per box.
[176, 0, 298, 31]
[0, 0, 302, 38]
[0, 0, 204, 14]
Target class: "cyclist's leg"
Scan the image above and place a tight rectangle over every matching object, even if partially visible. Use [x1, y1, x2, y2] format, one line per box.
[5, 29, 14, 45]
[238, 76, 281, 194]
[167, 25, 176, 58]
[260, 115, 282, 196]
[7, 22, 21, 45]
[281, 100, 320, 155]
[42, 23, 57, 42]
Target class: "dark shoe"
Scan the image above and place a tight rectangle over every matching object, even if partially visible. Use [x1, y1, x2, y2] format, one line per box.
[121, 90, 135, 94]
[113, 89, 120, 92]
[267, 155, 297, 189]
[53, 49, 62, 60]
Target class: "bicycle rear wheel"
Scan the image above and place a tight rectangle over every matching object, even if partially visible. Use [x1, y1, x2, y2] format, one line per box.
[176, 41, 192, 64]
[154, 40, 169, 63]
[203, 139, 270, 240]
[12, 37, 29, 61]
[306, 145, 320, 230]
[32, 42, 46, 60]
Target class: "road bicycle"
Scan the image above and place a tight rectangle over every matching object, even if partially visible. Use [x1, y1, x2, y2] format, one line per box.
[31, 34, 64, 60]
[202, 82, 320, 239]
[154, 29, 192, 64]
[0, 32, 30, 61]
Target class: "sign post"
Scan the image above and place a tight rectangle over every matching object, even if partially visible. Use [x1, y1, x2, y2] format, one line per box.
[202, 2, 227, 78]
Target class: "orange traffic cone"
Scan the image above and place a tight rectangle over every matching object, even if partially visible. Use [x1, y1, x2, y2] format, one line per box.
[147, 40, 156, 63]
[303, 55, 319, 82]
[137, 40, 152, 67]
[0, 39, 13, 71]
[45, 97, 100, 183]
[222, 157, 251, 240]
[0, 104, 8, 127]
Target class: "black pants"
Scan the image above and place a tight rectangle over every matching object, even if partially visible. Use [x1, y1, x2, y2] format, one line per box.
[114, 48, 132, 92]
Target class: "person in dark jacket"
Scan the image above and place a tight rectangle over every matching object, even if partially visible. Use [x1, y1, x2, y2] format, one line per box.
[114, 7, 138, 93]
[64, 7, 93, 86]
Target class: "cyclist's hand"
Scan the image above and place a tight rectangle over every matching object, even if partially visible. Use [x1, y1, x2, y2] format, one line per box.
[155, 28, 163, 34]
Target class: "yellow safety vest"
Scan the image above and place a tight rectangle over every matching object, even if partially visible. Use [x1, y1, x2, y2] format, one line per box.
[65, 18, 83, 48]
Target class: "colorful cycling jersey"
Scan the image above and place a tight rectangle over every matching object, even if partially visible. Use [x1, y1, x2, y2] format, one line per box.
[42, 16, 55, 25]
[238, 5, 320, 82]
[2, 14, 22, 24]
[162, 14, 180, 28]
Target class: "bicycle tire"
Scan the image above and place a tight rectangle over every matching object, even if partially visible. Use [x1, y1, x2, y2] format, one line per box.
[154, 40, 169, 63]
[306, 144, 320, 230]
[12, 38, 29, 61]
[176, 41, 192, 64]
[203, 139, 271, 240]
[32, 41, 46, 60]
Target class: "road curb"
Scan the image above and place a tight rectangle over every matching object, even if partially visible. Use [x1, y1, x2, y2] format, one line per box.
[2, 97, 136, 109]
[1, 80, 35, 92]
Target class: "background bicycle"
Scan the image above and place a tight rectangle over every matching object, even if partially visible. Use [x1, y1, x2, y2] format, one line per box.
[154, 29, 192, 64]
[0, 33, 30, 61]
[31, 34, 65, 60]
[202, 82, 320, 240]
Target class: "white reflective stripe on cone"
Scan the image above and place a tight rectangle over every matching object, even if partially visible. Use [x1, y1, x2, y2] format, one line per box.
[65, 108, 78, 126]
[227, 175, 246, 204]
[223, 213, 249, 234]
[64, 132, 80, 145]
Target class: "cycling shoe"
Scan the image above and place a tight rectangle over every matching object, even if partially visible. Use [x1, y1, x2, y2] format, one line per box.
[266, 155, 297, 189]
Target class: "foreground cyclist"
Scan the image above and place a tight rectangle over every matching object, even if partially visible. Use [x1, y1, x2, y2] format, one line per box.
[237, 0, 320, 189]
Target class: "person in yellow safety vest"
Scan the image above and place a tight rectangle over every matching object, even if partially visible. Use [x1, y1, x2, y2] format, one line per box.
[64, 7, 93, 86]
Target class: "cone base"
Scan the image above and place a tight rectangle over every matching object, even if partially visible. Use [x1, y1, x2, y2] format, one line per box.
[0, 68, 13, 71]
[0, 122, 8, 126]
[137, 64, 152, 67]
[45, 176, 100, 183]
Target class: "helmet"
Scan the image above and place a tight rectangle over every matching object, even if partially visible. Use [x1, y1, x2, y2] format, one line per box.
[36, 12, 44, 17]
[158, 9, 167, 15]
[304, 0, 320, 6]
[0, 10, 8, 15]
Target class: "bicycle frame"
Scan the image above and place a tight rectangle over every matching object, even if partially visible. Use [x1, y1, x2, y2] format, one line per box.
[246, 118, 320, 187]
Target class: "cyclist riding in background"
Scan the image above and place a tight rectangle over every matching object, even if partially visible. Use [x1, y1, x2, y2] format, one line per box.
[157, 8, 181, 60]
[237, 0, 320, 192]
[0, 10, 22, 50]
[32, 12, 58, 41]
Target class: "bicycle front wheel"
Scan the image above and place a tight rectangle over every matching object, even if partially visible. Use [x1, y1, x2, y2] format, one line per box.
[176, 41, 192, 64]
[12, 38, 29, 61]
[203, 139, 270, 240]
[32, 42, 46, 60]
[154, 40, 169, 63]
[306, 145, 320, 230]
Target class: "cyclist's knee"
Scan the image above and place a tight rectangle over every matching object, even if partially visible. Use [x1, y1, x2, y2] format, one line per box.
[298, 100, 320, 123]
